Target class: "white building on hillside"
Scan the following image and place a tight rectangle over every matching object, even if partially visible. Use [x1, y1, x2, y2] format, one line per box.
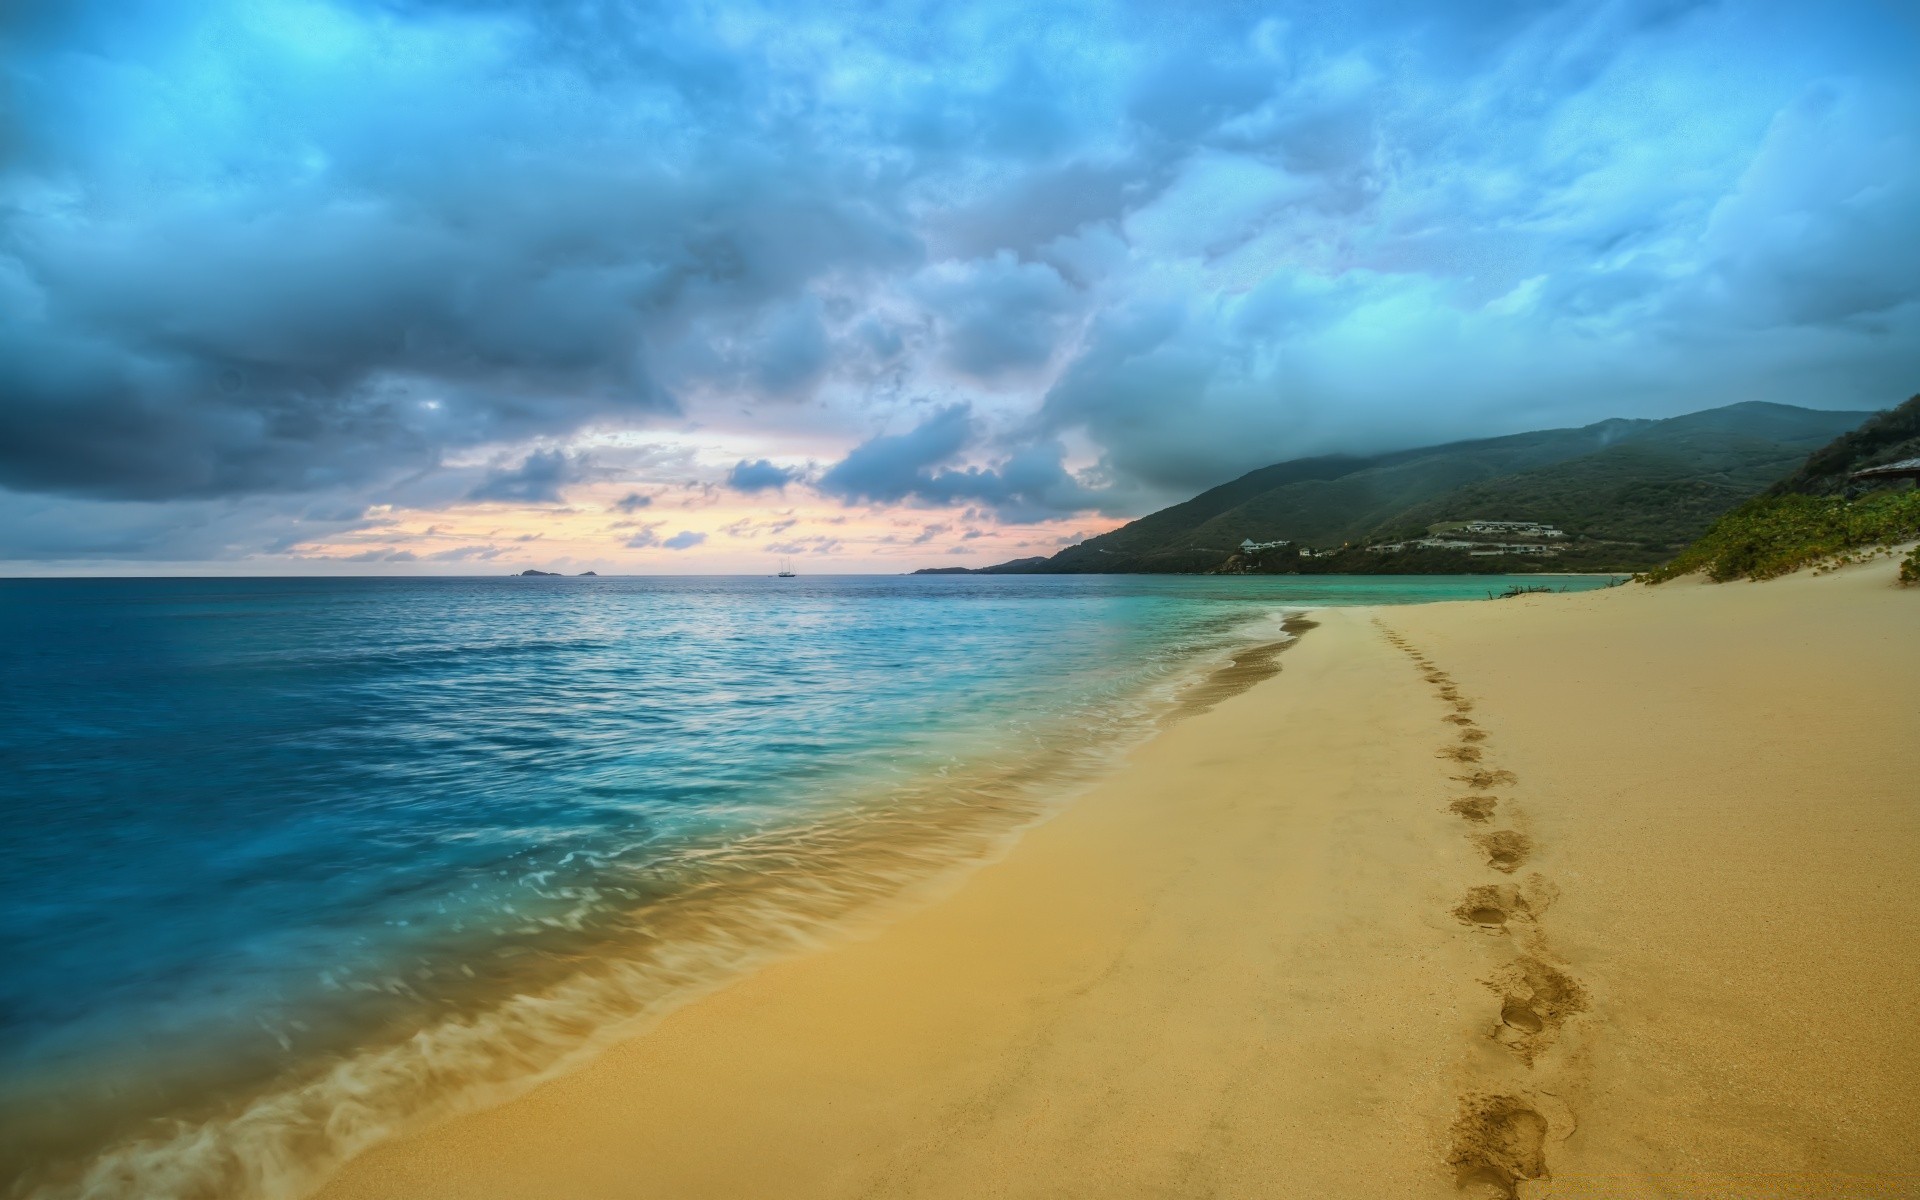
[1469, 544, 1558, 556]
[1459, 520, 1565, 538]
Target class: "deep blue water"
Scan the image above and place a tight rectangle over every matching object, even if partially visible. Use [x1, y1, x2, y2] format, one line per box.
[0, 573, 1617, 1197]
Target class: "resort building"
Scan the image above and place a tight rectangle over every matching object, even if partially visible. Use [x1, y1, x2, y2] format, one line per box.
[1366, 536, 1562, 557]
[1239, 538, 1292, 553]
[1469, 544, 1558, 556]
[1458, 520, 1565, 538]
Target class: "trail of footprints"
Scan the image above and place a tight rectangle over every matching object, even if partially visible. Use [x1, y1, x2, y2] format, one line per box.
[1374, 621, 1589, 1200]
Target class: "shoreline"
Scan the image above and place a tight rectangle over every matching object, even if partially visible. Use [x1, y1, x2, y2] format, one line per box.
[309, 599, 1498, 1198]
[310, 556, 1919, 1199]
[13, 605, 1317, 1200]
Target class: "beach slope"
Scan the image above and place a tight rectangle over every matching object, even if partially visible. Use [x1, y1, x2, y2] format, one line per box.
[318, 558, 1920, 1199]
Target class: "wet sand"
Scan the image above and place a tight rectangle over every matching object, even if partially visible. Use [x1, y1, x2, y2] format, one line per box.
[316, 557, 1920, 1199]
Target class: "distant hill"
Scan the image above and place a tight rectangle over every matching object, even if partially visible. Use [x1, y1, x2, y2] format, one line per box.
[915, 557, 1051, 575]
[924, 402, 1876, 575]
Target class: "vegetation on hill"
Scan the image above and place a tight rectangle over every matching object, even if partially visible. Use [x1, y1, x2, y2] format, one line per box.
[1642, 490, 1920, 582]
[943, 402, 1874, 575]
[1380, 405, 1868, 551]
[1219, 543, 1636, 576]
[1644, 396, 1920, 583]
[1040, 420, 1653, 572]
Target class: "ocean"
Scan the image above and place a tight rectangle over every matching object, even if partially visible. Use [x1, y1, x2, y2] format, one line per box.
[0, 573, 1616, 1198]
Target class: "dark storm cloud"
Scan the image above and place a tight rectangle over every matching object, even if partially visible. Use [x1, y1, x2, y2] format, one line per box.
[915, 254, 1083, 380]
[817, 406, 976, 503]
[818, 404, 1110, 523]
[3, 0, 1918, 564]
[467, 450, 593, 504]
[0, 0, 915, 504]
[923, 161, 1153, 262]
[0, 488, 386, 562]
[725, 459, 798, 493]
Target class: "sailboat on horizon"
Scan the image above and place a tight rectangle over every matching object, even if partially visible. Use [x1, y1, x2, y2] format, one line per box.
[776, 557, 796, 578]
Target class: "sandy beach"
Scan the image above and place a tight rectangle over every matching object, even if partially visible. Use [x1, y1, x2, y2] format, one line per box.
[316, 557, 1920, 1200]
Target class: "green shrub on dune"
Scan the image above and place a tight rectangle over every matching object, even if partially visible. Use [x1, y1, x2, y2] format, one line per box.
[1644, 489, 1920, 583]
[1902, 546, 1920, 586]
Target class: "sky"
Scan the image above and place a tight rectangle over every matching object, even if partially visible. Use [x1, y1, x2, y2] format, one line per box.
[2, 0, 1917, 574]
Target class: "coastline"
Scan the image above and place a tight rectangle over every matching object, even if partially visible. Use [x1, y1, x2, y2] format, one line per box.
[11, 599, 1319, 1200]
[312, 559, 1920, 1199]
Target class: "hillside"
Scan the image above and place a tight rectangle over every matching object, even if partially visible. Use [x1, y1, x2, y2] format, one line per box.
[1763, 392, 1920, 496]
[1646, 394, 1920, 583]
[1036, 421, 1649, 574]
[928, 402, 1876, 575]
[1376, 404, 1874, 552]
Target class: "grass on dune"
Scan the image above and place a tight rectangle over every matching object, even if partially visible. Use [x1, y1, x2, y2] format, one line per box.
[1644, 488, 1920, 584]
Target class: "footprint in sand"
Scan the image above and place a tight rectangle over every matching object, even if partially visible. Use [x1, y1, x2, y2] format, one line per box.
[1474, 830, 1532, 873]
[1439, 745, 1484, 763]
[1455, 768, 1516, 789]
[1450, 796, 1499, 823]
[1445, 714, 1476, 727]
[1499, 998, 1545, 1034]
[1460, 727, 1488, 743]
[1487, 955, 1588, 1065]
[1452, 880, 1556, 932]
[1447, 1093, 1553, 1199]
[1454, 885, 1525, 930]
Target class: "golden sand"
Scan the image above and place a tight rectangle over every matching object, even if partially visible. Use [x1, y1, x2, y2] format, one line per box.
[316, 557, 1920, 1199]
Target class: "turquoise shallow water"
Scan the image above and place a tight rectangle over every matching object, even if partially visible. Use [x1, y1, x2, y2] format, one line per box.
[0, 573, 1617, 1198]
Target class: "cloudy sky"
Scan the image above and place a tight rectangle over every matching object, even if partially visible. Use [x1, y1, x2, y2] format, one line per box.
[3, 0, 1916, 573]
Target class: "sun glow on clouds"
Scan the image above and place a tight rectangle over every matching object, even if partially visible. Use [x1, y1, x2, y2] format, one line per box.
[290, 431, 1113, 573]
[294, 485, 1106, 574]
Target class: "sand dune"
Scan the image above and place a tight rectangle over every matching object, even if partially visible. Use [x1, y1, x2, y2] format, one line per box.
[316, 558, 1920, 1200]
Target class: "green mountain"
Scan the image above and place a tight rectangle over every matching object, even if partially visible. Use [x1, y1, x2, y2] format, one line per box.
[1646, 394, 1920, 583]
[1763, 393, 1920, 496]
[1375, 403, 1883, 554]
[933, 401, 1878, 575]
